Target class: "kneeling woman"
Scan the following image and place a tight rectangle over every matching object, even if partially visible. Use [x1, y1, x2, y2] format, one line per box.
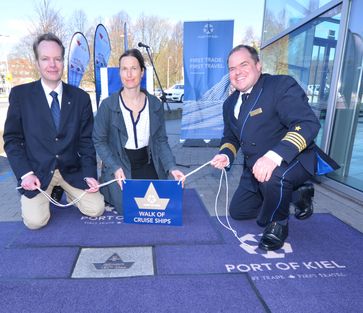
[93, 48, 184, 214]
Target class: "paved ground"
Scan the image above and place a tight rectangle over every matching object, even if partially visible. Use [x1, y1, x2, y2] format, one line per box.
[1, 113, 363, 234]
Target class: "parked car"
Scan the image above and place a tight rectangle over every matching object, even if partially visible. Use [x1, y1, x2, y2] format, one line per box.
[165, 84, 184, 102]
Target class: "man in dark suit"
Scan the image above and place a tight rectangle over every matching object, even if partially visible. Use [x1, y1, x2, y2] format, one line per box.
[3, 33, 104, 229]
[211, 45, 338, 251]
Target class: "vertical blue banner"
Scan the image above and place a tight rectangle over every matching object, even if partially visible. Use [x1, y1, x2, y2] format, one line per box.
[94, 24, 111, 106]
[100, 67, 147, 101]
[67, 32, 90, 87]
[181, 20, 234, 140]
[123, 180, 183, 226]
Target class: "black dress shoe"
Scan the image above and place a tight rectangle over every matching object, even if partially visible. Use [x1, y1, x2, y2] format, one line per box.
[292, 183, 314, 220]
[51, 186, 64, 202]
[259, 222, 288, 251]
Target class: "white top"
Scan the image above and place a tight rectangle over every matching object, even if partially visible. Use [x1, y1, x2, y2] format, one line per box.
[119, 95, 150, 150]
[41, 80, 63, 109]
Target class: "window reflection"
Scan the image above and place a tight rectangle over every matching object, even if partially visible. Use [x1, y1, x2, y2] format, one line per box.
[263, 0, 333, 43]
[261, 0, 363, 192]
[261, 5, 341, 147]
[328, 0, 363, 191]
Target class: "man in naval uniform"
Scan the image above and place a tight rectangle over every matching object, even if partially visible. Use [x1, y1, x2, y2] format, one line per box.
[211, 45, 338, 251]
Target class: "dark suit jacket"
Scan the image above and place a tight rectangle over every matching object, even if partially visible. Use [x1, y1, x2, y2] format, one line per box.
[219, 74, 338, 176]
[3, 80, 98, 198]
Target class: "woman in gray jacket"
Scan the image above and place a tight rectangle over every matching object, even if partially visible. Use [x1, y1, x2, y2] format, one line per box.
[93, 49, 184, 214]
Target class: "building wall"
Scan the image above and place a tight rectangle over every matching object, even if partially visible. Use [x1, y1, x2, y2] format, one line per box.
[261, 0, 363, 197]
[7, 57, 35, 87]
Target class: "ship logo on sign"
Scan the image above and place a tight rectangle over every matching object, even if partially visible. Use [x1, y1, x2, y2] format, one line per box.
[93, 253, 134, 270]
[134, 183, 169, 210]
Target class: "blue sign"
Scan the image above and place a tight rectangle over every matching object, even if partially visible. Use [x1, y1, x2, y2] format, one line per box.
[181, 20, 234, 140]
[123, 180, 183, 226]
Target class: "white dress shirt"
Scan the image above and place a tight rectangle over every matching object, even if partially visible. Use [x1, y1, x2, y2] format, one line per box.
[41, 80, 63, 109]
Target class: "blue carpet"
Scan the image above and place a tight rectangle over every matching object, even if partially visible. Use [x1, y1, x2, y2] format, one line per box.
[2, 188, 363, 312]
[0, 274, 266, 313]
[0, 247, 78, 278]
[0, 222, 23, 247]
[8, 189, 222, 247]
[155, 214, 363, 312]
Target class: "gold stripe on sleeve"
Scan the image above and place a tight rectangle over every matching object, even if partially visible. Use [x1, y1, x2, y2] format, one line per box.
[282, 132, 307, 152]
[220, 143, 237, 157]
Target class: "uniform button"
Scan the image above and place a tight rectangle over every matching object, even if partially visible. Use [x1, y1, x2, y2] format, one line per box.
[251, 142, 256, 146]
[241, 141, 244, 146]
[56, 155, 59, 158]
[55, 137, 59, 141]
[50, 170, 54, 174]
[245, 155, 249, 159]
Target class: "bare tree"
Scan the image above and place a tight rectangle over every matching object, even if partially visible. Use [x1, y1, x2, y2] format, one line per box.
[67, 10, 88, 34]
[133, 14, 171, 59]
[168, 21, 183, 85]
[156, 21, 183, 88]
[240, 26, 261, 50]
[132, 14, 176, 89]
[8, 3, 186, 93]
[107, 11, 131, 67]
[12, 0, 66, 80]
[29, 0, 66, 40]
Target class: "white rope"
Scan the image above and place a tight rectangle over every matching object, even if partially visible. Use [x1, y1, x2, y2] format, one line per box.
[183, 161, 212, 179]
[175, 160, 243, 244]
[213, 168, 244, 244]
[16, 178, 125, 208]
[15, 160, 244, 244]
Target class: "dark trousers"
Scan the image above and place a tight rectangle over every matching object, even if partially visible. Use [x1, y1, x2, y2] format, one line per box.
[125, 147, 158, 180]
[229, 160, 312, 226]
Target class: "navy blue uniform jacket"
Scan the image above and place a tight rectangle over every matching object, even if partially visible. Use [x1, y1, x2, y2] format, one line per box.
[220, 74, 338, 177]
[3, 80, 97, 198]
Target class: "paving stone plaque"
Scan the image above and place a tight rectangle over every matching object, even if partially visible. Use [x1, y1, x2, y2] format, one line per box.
[72, 246, 154, 278]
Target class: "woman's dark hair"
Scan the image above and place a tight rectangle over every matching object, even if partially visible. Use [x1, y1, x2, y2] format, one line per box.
[33, 33, 65, 61]
[227, 44, 260, 64]
[119, 48, 146, 71]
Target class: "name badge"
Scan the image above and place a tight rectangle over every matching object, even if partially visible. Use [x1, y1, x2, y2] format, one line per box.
[250, 108, 263, 116]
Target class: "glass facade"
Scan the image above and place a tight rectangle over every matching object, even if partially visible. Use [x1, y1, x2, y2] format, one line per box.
[261, 5, 341, 146]
[263, 0, 333, 42]
[328, 0, 363, 191]
[261, 0, 363, 195]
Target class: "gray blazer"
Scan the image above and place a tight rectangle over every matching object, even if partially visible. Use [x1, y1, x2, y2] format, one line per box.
[93, 89, 176, 213]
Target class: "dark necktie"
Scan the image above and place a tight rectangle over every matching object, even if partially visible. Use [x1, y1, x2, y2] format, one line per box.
[237, 93, 250, 120]
[241, 93, 250, 104]
[50, 91, 60, 131]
